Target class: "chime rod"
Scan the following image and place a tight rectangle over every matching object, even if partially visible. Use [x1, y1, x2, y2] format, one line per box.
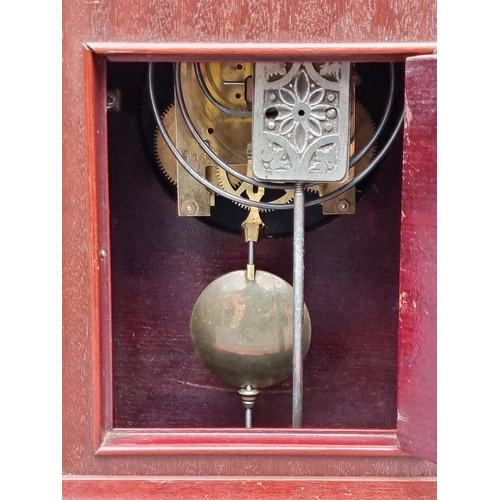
[292, 183, 305, 428]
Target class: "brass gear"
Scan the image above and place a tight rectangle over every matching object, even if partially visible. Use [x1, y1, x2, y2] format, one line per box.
[234, 185, 294, 212]
[215, 166, 294, 212]
[306, 100, 377, 196]
[153, 99, 376, 207]
[154, 98, 293, 211]
[153, 104, 177, 186]
[215, 164, 243, 193]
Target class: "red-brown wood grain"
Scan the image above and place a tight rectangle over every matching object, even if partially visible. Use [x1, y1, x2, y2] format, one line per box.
[65, 50, 437, 481]
[397, 55, 437, 463]
[89, 42, 436, 62]
[63, 0, 437, 494]
[63, 476, 437, 499]
[79, 0, 436, 45]
[83, 46, 113, 453]
[98, 429, 403, 455]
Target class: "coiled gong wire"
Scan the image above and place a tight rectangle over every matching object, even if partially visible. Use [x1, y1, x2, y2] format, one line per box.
[148, 62, 403, 211]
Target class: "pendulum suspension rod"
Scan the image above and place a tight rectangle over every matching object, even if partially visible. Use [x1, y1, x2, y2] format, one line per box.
[247, 240, 255, 281]
[292, 183, 305, 428]
[239, 385, 258, 429]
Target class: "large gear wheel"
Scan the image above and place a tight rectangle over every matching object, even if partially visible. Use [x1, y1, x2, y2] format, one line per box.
[153, 104, 177, 186]
[214, 164, 243, 194]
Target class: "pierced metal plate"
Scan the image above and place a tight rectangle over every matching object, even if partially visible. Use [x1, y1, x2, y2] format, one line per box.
[252, 62, 351, 183]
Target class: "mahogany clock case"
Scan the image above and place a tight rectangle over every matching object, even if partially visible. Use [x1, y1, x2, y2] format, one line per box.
[63, 0, 437, 493]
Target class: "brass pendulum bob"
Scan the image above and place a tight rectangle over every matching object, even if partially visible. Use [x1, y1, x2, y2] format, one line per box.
[189, 157, 311, 427]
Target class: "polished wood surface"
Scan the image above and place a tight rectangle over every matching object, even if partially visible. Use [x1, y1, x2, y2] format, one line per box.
[68, 50, 436, 479]
[98, 429, 402, 455]
[88, 42, 436, 62]
[78, 0, 436, 45]
[63, 0, 437, 494]
[397, 55, 437, 463]
[83, 46, 111, 453]
[63, 476, 437, 499]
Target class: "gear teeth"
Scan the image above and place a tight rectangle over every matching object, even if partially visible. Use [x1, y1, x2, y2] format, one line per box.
[153, 104, 177, 186]
[305, 184, 325, 195]
[352, 99, 378, 165]
[154, 98, 377, 207]
[233, 188, 295, 212]
[215, 165, 243, 192]
[356, 102, 377, 143]
[214, 164, 294, 212]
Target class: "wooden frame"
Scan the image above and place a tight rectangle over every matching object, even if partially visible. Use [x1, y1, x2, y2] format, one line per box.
[62, 0, 438, 493]
[63, 476, 437, 499]
[82, 43, 436, 463]
[88, 42, 436, 61]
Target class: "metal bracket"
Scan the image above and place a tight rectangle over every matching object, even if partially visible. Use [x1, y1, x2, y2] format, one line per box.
[252, 62, 351, 183]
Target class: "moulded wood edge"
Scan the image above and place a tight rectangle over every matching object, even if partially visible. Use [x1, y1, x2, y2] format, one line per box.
[82, 46, 114, 453]
[62, 475, 437, 500]
[82, 47, 435, 464]
[95, 428, 408, 456]
[85, 42, 437, 62]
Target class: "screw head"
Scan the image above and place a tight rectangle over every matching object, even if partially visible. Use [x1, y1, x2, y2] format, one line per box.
[99, 249, 107, 258]
[326, 108, 338, 119]
[106, 90, 117, 109]
[181, 200, 198, 215]
[339, 200, 350, 211]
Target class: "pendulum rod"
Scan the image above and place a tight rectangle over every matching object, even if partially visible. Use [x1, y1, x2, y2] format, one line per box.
[292, 183, 305, 428]
[245, 407, 252, 429]
[239, 385, 258, 428]
[248, 240, 254, 266]
[247, 240, 255, 281]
